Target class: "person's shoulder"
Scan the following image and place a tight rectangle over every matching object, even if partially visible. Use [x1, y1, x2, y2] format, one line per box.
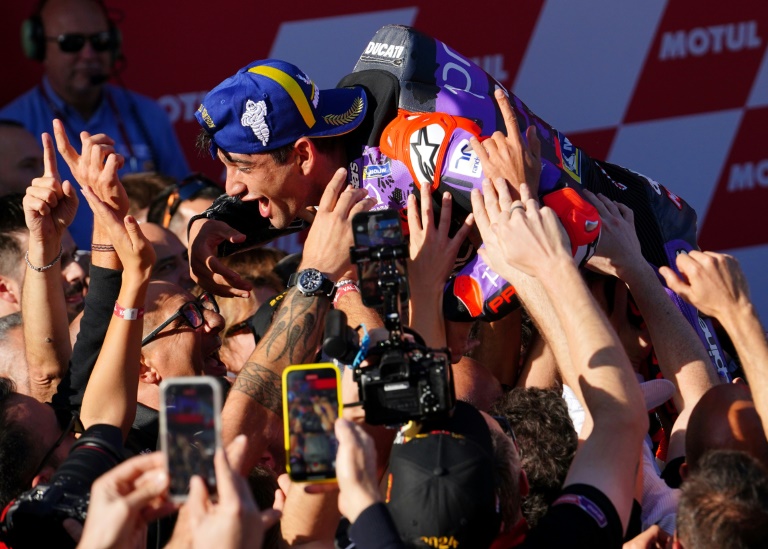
[107, 84, 167, 113]
[520, 484, 624, 549]
[0, 86, 41, 118]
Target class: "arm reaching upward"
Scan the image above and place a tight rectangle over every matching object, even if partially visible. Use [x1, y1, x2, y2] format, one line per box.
[221, 170, 374, 472]
[22, 132, 79, 402]
[79, 184, 155, 437]
[661, 251, 768, 439]
[472, 181, 647, 532]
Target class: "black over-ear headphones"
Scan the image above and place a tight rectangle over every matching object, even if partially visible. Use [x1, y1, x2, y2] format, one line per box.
[21, 0, 122, 63]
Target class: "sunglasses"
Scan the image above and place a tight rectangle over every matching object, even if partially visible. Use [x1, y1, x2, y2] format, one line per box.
[141, 292, 219, 347]
[30, 412, 84, 483]
[161, 174, 219, 228]
[491, 414, 519, 448]
[46, 31, 113, 54]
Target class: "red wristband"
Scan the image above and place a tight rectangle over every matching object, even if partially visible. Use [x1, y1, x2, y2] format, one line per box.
[113, 301, 145, 320]
[333, 280, 359, 306]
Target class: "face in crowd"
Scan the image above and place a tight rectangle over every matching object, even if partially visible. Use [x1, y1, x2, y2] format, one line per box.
[41, 0, 113, 104]
[140, 282, 227, 380]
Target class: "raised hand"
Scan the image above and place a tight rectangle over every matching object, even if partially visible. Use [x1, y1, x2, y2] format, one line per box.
[333, 418, 381, 523]
[583, 189, 644, 279]
[407, 176, 474, 293]
[471, 179, 570, 280]
[75, 452, 175, 549]
[301, 417, 381, 523]
[183, 437, 280, 549]
[23, 133, 79, 244]
[81, 184, 155, 278]
[53, 119, 129, 218]
[188, 218, 250, 297]
[660, 251, 752, 321]
[300, 167, 374, 280]
[470, 88, 542, 199]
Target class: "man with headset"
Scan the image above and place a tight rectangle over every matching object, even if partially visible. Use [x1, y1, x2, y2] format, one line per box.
[0, 0, 189, 248]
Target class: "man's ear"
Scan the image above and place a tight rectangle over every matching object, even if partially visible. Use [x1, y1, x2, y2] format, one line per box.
[0, 275, 20, 305]
[679, 460, 688, 481]
[293, 137, 315, 175]
[138, 357, 162, 385]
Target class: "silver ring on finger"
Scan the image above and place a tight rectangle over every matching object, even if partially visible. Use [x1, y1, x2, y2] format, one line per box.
[509, 204, 525, 215]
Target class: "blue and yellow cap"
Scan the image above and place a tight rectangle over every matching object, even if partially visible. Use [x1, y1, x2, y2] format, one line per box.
[195, 59, 367, 156]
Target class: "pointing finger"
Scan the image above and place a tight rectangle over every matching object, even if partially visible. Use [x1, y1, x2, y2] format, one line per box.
[318, 168, 348, 212]
[53, 119, 79, 172]
[41, 133, 60, 180]
[494, 88, 520, 140]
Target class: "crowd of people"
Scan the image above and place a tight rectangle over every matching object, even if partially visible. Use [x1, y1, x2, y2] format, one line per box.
[1, 0, 768, 548]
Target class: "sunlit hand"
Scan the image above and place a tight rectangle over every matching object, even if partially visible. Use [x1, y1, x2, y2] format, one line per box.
[75, 452, 175, 549]
[300, 168, 374, 281]
[188, 217, 250, 297]
[81, 184, 155, 278]
[23, 133, 79, 244]
[660, 251, 752, 321]
[54, 119, 129, 218]
[407, 176, 473, 294]
[583, 189, 644, 279]
[472, 179, 570, 280]
[470, 88, 542, 199]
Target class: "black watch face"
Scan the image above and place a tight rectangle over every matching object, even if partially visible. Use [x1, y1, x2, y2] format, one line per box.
[299, 270, 324, 293]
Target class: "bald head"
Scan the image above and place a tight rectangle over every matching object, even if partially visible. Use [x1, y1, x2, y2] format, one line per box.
[143, 280, 192, 331]
[140, 223, 193, 291]
[686, 383, 768, 471]
[39, 0, 113, 116]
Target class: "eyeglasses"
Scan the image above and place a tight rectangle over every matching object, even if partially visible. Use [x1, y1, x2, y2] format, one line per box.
[46, 32, 113, 54]
[491, 414, 519, 448]
[141, 292, 219, 347]
[30, 412, 83, 482]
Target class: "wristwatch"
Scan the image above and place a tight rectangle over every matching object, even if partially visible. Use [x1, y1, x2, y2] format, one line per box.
[287, 269, 336, 299]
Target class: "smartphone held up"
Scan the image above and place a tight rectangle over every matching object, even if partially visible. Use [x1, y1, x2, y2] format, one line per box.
[282, 363, 342, 483]
[160, 377, 223, 502]
[351, 209, 409, 308]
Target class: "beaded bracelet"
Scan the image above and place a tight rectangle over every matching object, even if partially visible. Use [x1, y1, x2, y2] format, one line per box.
[25, 246, 63, 272]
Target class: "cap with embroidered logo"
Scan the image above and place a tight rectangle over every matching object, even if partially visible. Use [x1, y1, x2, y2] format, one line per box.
[195, 59, 367, 156]
[386, 401, 501, 548]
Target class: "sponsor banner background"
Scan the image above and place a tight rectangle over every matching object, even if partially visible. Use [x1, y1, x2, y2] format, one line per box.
[3, 1, 768, 320]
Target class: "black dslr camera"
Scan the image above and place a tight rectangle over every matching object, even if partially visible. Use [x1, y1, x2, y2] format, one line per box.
[323, 209, 455, 426]
[0, 424, 124, 549]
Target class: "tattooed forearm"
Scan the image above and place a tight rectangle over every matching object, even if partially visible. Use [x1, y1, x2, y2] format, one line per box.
[236, 290, 330, 414]
[232, 362, 283, 416]
[262, 289, 328, 362]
